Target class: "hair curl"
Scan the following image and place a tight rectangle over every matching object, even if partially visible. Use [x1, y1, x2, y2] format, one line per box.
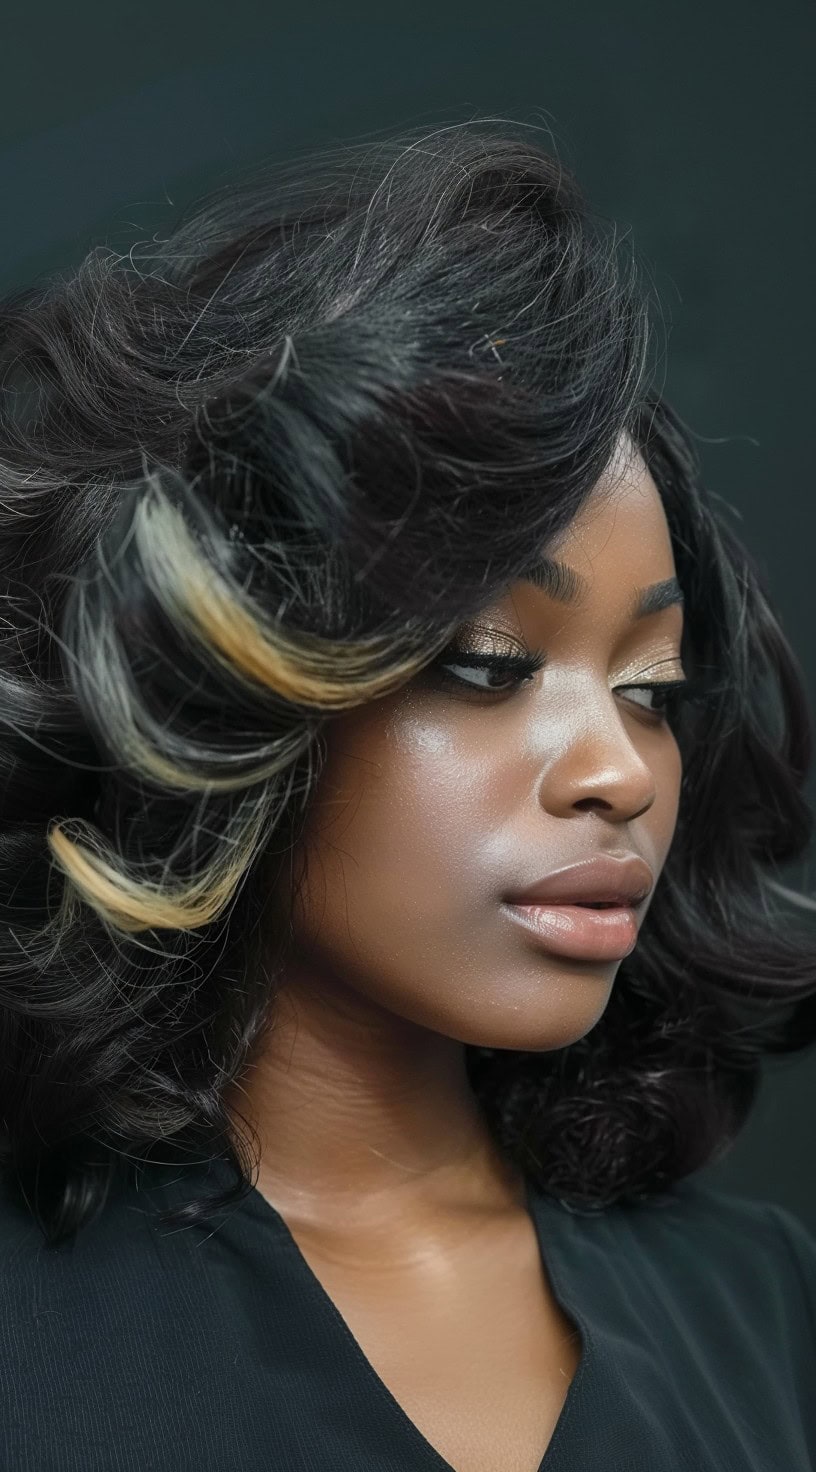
[0, 119, 814, 1248]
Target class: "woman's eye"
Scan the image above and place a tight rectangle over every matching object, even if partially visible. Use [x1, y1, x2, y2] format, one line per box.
[428, 645, 696, 722]
[619, 680, 692, 718]
[430, 648, 545, 694]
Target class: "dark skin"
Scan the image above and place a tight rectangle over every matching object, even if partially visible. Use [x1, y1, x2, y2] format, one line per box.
[224, 437, 685, 1472]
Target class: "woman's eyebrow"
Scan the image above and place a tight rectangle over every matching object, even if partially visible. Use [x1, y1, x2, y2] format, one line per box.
[515, 557, 684, 620]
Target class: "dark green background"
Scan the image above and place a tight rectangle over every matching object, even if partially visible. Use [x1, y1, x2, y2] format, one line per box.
[2, 1, 813, 1224]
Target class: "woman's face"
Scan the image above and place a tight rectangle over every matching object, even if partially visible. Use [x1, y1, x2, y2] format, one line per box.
[283, 441, 684, 1053]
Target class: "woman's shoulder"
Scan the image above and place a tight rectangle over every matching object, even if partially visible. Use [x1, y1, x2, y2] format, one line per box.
[609, 1175, 812, 1280]
[0, 1161, 173, 1282]
[634, 1175, 816, 1284]
[671, 1177, 816, 1326]
[533, 1172, 816, 1347]
[560, 1172, 814, 1260]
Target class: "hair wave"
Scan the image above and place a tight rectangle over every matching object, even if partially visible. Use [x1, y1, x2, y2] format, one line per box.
[0, 119, 813, 1246]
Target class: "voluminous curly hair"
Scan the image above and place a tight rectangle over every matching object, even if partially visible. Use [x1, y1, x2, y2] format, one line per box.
[1, 119, 814, 1248]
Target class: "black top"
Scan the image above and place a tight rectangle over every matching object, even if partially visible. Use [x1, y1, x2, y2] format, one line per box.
[1, 1155, 814, 1471]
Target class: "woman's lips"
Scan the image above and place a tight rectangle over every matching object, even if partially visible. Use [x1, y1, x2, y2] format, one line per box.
[501, 901, 640, 961]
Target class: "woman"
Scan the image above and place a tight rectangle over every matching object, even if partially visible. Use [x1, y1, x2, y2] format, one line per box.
[0, 119, 813, 1472]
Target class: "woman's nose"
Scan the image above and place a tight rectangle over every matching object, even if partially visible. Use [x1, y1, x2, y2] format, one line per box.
[535, 698, 658, 821]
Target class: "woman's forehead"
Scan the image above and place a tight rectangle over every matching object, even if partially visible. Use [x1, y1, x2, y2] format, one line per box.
[516, 458, 674, 604]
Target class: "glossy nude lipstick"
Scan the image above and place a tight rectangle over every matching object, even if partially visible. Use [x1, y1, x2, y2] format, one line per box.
[501, 852, 653, 962]
[501, 900, 640, 960]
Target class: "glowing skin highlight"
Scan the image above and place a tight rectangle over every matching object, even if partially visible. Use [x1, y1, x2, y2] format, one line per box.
[225, 437, 684, 1231]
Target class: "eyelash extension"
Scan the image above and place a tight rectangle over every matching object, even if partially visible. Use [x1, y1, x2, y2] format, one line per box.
[430, 648, 546, 691]
[428, 646, 712, 721]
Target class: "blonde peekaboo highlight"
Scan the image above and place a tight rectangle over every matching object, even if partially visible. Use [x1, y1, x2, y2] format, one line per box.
[132, 474, 445, 713]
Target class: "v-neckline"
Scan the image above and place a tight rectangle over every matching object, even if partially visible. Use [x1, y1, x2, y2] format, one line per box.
[241, 1171, 596, 1472]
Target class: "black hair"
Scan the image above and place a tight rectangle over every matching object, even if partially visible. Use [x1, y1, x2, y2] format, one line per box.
[0, 118, 813, 1247]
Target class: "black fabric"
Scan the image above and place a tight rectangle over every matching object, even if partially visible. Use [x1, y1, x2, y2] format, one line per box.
[1, 1154, 814, 1470]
